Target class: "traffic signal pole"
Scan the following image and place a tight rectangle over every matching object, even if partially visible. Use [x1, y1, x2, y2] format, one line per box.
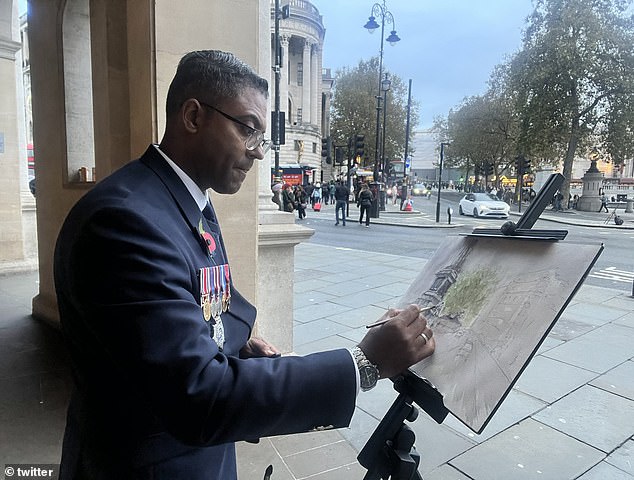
[273, 0, 281, 181]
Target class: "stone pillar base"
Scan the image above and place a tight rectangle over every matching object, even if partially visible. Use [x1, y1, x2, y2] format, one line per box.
[256, 209, 313, 353]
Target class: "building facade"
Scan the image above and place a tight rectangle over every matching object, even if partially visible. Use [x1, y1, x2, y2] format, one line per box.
[0, 0, 314, 354]
[271, 0, 333, 185]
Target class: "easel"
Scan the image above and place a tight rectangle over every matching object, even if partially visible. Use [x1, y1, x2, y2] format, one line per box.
[357, 372, 448, 480]
[466, 173, 568, 241]
[358, 174, 569, 479]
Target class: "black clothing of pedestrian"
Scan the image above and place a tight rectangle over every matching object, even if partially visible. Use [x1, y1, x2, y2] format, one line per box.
[400, 184, 408, 210]
[334, 183, 349, 226]
[357, 186, 373, 227]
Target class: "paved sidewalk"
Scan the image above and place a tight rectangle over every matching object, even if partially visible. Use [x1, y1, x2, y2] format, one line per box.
[1, 199, 633, 479]
[237, 242, 634, 480]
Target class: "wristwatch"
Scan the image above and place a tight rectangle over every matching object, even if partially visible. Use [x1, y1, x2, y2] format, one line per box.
[352, 346, 379, 392]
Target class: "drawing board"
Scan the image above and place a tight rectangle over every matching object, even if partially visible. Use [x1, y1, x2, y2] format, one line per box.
[397, 235, 603, 433]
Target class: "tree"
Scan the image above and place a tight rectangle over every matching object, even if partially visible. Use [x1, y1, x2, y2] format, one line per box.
[437, 91, 521, 190]
[330, 57, 419, 176]
[509, 0, 634, 203]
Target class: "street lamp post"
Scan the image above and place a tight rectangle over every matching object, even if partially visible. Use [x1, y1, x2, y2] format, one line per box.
[364, 1, 400, 185]
[403, 78, 412, 181]
[436, 142, 450, 223]
[380, 74, 391, 176]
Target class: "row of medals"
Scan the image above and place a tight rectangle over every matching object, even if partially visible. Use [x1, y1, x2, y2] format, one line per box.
[200, 265, 231, 323]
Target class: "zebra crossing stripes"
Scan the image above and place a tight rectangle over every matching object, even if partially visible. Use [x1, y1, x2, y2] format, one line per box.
[588, 267, 634, 283]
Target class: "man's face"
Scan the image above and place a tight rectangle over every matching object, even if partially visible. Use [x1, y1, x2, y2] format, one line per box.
[195, 87, 268, 194]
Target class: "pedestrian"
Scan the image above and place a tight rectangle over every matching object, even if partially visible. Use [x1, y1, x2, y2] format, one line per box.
[271, 181, 283, 210]
[328, 181, 336, 205]
[357, 183, 373, 227]
[503, 188, 512, 206]
[400, 182, 408, 210]
[553, 191, 563, 211]
[53, 50, 435, 480]
[294, 184, 307, 219]
[282, 183, 296, 213]
[311, 182, 322, 207]
[334, 180, 350, 226]
[598, 193, 609, 213]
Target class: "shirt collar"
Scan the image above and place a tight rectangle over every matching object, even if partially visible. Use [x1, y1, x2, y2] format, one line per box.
[153, 144, 208, 212]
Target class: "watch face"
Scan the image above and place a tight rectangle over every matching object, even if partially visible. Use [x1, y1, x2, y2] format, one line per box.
[360, 365, 379, 390]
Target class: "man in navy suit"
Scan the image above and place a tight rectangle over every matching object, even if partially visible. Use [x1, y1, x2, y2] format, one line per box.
[54, 50, 435, 479]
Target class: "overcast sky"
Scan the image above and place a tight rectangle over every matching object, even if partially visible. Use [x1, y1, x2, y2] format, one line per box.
[313, 0, 535, 129]
[19, 0, 535, 130]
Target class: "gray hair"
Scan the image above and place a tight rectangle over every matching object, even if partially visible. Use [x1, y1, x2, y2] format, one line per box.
[166, 50, 269, 116]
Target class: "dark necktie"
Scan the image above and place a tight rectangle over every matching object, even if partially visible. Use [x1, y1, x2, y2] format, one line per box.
[202, 204, 214, 223]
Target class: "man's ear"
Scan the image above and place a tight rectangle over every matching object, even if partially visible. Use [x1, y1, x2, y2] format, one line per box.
[181, 99, 203, 133]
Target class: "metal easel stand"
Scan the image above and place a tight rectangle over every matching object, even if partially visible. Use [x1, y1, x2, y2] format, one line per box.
[358, 373, 448, 480]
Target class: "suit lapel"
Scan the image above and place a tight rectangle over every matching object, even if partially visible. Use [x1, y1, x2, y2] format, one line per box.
[139, 146, 203, 239]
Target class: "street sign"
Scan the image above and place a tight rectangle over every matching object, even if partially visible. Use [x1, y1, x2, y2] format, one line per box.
[405, 156, 411, 168]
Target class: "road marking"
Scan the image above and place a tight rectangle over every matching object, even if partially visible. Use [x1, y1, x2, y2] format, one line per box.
[589, 267, 634, 283]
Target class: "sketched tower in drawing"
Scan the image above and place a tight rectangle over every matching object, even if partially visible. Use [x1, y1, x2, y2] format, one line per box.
[416, 242, 473, 314]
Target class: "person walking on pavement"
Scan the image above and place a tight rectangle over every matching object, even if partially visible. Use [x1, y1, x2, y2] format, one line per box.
[294, 184, 307, 220]
[400, 182, 409, 211]
[311, 182, 322, 208]
[334, 180, 350, 226]
[328, 182, 336, 206]
[357, 183, 373, 227]
[282, 183, 296, 213]
[599, 193, 609, 213]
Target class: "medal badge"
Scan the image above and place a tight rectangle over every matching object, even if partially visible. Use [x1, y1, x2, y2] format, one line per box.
[202, 294, 212, 322]
[199, 267, 212, 322]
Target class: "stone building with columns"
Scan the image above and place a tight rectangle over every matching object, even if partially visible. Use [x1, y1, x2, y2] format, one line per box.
[271, 0, 334, 185]
[1, 0, 313, 354]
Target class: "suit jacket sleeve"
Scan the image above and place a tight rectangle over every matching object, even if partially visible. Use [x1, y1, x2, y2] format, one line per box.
[55, 202, 356, 447]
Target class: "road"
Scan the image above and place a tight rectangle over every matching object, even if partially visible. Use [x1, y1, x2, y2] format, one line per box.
[303, 192, 634, 294]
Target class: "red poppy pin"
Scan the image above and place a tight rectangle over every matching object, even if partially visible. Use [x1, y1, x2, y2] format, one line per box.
[198, 218, 217, 256]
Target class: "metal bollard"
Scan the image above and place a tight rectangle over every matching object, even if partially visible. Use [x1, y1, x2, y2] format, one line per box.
[447, 207, 453, 225]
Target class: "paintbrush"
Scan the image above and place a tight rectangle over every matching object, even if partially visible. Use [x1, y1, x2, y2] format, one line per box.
[365, 305, 435, 329]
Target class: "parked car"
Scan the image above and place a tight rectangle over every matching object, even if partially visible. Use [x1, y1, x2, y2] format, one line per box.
[459, 192, 510, 218]
[411, 183, 430, 196]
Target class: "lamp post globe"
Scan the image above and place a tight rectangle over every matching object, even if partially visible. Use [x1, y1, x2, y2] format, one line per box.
[364, 1, 400, 215]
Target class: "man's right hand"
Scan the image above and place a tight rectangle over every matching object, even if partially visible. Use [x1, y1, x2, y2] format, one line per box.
[358, 305, 435, 379]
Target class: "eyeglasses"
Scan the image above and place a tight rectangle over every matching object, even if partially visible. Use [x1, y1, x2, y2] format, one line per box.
[198, 101, 271, 154]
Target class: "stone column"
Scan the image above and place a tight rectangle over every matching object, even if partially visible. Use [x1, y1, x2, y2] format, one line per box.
[0, 14, 27, 265]
[576, 160, 604, 212]
[310, 43, 319, 126]
[301, 39, 311, 122]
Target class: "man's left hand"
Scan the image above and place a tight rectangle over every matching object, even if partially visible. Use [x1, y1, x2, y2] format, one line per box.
[240, 337, 281, 358]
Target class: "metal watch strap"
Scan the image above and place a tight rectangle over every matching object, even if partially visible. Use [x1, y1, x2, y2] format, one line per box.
[352, 346, 379, 392]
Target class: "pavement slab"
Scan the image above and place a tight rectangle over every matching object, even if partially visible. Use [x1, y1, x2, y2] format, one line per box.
[450, 418, 605, 480]
[533, 384, 634, 453]
[543, 322, 634, 373]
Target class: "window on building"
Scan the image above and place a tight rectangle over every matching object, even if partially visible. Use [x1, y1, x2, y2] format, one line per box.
[312, 142, 317, 154]
[297, 108, 302, 124]
[294, 140, 302, 151]
[297, 62, 303, 86]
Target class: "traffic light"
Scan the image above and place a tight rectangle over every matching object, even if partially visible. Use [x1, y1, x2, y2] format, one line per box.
[354, 134, 365, 158]
[335, 147, 344, 165]
[522, 156, 531, 173]
[515, 155, 523, 175]
[485, 162, 494, 176]
[321, 137, 332, 163]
